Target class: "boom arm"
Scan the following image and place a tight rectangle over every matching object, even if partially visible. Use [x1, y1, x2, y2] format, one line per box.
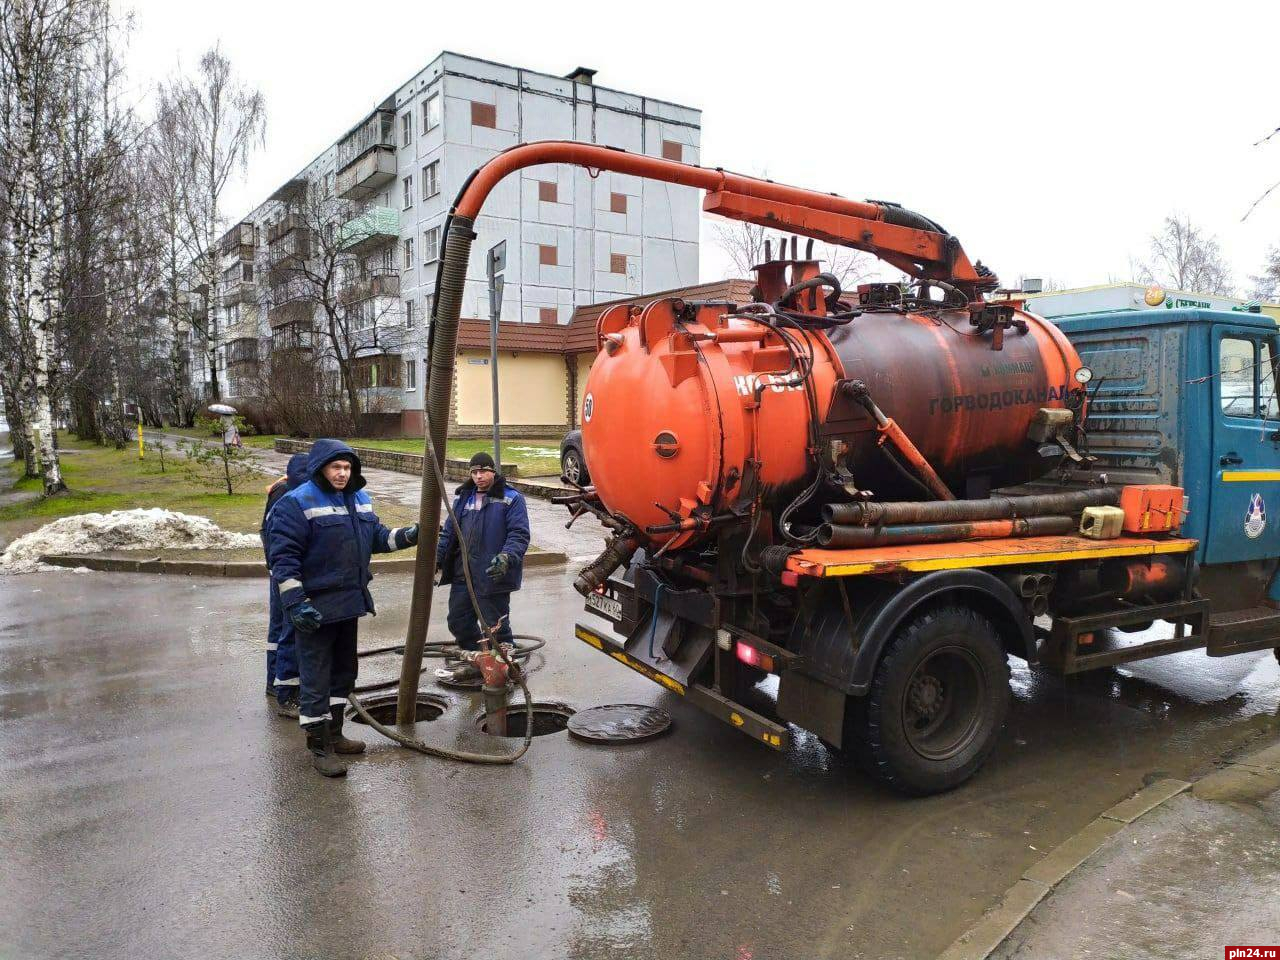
[452, 140, 992, 293]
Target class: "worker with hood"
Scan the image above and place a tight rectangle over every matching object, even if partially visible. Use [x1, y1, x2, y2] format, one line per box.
[268, 439, 418, 778]
[260, 452, 310, 717]
[437, 451, 530, 652]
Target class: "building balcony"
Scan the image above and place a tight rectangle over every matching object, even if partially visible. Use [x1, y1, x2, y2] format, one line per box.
[339, 271, 400, 304]
[268, 177, 308, 205]
[337, 206, 398, 256]
[335, 145, 396, 201]
[267, 213, 309, 246]
[270, 325, 314, 353]
[335, 107, 395, 200]
[226, 337, 259, 366]
[219, 221, 255, 259]
[221, 280, 257, 307]
[268, 300, 312, 328]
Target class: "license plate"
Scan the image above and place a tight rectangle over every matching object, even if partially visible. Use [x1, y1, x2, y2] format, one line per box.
[585, 591, 624, 621]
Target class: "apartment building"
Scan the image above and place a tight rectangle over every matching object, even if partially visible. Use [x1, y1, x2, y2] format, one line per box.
[206, 52, 702, 436]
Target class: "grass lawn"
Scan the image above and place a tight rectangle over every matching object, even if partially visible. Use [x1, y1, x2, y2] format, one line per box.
[349, 436, 564, 476]
[160, 425, 279, 449]
[0, 434, 421, 550]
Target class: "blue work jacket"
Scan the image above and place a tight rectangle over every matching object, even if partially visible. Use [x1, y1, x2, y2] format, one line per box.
[268, 439, 413, 623]
[436, 475, 531, 596]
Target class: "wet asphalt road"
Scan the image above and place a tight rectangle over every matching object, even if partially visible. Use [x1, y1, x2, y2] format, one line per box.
[3, 567, 1280, 960]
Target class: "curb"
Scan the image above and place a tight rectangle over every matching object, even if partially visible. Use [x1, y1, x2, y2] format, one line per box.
[938, 734, 1280, 960]
[937, 778, 1190, 960]
[40, 548, 569, 578]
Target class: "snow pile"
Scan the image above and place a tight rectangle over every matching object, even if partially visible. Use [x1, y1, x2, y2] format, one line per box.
[0, 508, 260, 574]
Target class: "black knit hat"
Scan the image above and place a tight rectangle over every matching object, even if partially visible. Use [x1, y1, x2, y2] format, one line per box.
[468, 451, 496, 471]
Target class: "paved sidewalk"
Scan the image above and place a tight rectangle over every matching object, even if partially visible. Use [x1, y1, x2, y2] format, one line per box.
[146, 430, 608, 561]
[990, 738, 1280, 960]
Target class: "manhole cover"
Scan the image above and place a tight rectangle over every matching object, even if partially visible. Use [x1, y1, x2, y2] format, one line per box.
[346, 692, 448, 725]
[477, 702, 575, 737]
[567, 704, 672, 744]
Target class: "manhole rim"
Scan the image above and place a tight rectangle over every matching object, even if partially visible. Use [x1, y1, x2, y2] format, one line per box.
[345, 691, 451, 725]
[472, 700, 576, 738]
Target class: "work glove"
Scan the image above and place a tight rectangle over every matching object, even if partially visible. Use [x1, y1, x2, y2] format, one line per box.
[288, 601, 322, 634]
[403, 524, 419, 547]
[486, 552, 511, 581]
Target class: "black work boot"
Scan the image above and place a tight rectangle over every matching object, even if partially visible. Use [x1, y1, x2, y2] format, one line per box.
[275, 695, 300, 719]
[329, 712, 366, 755]
[304, 722, 347, 778]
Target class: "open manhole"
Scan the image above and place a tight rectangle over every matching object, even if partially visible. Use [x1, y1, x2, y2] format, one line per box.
[346, 692, 448, 725]
[477, 702, 575, 737]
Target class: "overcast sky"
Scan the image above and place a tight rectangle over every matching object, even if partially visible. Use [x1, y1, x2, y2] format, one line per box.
[114, 0, 1280, 295]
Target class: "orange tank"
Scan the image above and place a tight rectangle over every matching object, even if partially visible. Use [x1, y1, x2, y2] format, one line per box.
[580, 297, 1085, 549]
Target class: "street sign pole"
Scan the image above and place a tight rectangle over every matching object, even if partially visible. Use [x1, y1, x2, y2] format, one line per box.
[486, 241, 506, 470]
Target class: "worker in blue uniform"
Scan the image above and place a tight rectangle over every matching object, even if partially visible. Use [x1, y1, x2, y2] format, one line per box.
[261, 453, 309, 717]
[268, 439, 418, 777]
[437, 451, 531, 651]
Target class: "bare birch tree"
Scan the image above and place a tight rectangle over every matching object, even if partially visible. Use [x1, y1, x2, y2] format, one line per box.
[154, 45, 265, 404]
[1137, 215, 1236, 296]
[0, 0, 112, 493]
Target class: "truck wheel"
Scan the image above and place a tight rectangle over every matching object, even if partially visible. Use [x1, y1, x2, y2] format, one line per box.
[851, 605, 1010, 796]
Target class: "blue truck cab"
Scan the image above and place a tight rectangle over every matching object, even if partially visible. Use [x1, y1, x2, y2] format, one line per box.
[1056, 308, 1280, 607]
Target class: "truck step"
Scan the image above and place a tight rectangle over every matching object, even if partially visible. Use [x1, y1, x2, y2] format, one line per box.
[1206, 606, 1280, 657]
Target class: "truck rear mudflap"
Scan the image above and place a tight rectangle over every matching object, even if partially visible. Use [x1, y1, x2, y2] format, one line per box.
[574, 622, 790, 751]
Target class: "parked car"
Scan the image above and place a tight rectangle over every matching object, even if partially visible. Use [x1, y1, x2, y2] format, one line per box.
[559, 429, 590, 485]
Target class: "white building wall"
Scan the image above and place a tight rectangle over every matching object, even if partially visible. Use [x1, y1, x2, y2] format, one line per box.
[219, 52, 701, 420]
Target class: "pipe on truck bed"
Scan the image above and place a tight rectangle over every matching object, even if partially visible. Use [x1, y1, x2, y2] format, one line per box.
[817, 515, 1076, 548]
[822, 488, 1120, 528]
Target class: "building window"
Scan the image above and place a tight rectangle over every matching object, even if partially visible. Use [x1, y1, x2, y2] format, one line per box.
[403, 237, 414, 268]
[661, 140, 682, 162]
[402, 175, 413, 209]
[538, 244, 558, 266]
[610, 192, 628, 214]
[423, 225, 441, 263]
[423, 93, 441, 132]
[610, 253, 628, 274]
[405, 299, 415, 330]
[539, 307, 558, 324]
[400, 112, 412, 146]
[423, 291, 434, 322]
[538, 180, 557, 203]
[405, 359, 416, 390]
[422, 161, 439, 200]
[471, 101, 496, 129]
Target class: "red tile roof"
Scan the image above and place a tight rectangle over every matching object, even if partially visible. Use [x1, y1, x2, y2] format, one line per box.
[454, 279, 756, 357]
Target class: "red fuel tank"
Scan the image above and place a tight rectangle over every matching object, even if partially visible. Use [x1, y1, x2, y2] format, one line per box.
[580, 297, 1085, 549]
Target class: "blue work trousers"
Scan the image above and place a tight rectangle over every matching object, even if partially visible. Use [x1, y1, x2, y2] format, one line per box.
[266, 580, 282, 689]
[274, 621, 300, 704]
[296, 617, 359, 728]
[446, 583, 513, 651]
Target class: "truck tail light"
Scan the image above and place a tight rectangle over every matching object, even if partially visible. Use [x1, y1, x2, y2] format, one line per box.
[735, 640, 774, 673]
